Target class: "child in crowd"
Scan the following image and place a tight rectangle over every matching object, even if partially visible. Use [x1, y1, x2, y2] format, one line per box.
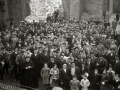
[114, 74, 120, 90]
[69, 75, 80, 90]
[50, 64, 59, 88]
[41, 63, 50, 90]
[80, 73, 90, 90]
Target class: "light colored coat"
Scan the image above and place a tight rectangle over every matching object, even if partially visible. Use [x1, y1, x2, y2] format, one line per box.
[80, 79, 90, 90]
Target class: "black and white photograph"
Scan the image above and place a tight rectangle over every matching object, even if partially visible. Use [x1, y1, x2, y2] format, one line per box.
[0, 0, 120, 90]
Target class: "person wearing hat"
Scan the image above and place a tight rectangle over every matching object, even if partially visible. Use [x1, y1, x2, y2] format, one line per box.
[22, 56, 35, 88]
[80, 73, 90, 90]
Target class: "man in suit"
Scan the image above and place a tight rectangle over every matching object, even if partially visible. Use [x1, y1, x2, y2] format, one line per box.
[38, 47, 44, 77]
[30, 49, 39, 88]
[69, 62, 80, 80]
[79, 62, 89, 81]
[72, 47, 79, 60]
[2, 48, 10, 75]
[59, 64, 70, 90]
[10, 48, 18, 81]
[106, 49, 115, 68]
[16, 49, 26, 86]
[42, 50, 50, 64]
[57, 56, 66, 69]
[86, 57, 95, 82]
[75, 58, 84, 69]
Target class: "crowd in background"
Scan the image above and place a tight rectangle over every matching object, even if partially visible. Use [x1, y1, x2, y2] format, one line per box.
[0, 13, 120, 90]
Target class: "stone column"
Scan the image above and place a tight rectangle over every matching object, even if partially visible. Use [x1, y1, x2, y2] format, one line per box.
[4, 0, 9, 27]
[70, 0, 80, 20]
[109, 0, 113, 16]
[62, 0, 70, 20]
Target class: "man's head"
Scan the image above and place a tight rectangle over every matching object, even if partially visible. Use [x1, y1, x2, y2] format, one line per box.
[68, 57, 73, 63]
[71, 62, 75, 67]
[50, 56, 55, 61]
[26, 56, 30, 62]
[44, 63, 48, 68]
[63, 64, 67, 69]
[34, 49, 37, 54]
[20, 49, 24, 54]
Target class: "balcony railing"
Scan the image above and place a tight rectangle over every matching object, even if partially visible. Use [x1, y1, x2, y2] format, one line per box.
[0, 81, 37, 90]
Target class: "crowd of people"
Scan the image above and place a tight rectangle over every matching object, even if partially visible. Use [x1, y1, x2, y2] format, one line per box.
[0, 13, 120, 90]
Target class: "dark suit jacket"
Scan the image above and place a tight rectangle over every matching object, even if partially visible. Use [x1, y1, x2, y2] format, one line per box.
[75, 61, 82, 69]
[92, 74, 101, 85]
[106, 53, 115, 66]
[57, 60, 66, 69]
[86, 61, 95, 74]
[31, 53, 40, 77]
[42, 54, 50, 63]
[79, 66, 89, 76]
[59, 68, 70, 85]
[10, 52, 17, 66]
[48, 60, 56, 69]
[114, 61, 120, 75]
[118, 47, 120, 57]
